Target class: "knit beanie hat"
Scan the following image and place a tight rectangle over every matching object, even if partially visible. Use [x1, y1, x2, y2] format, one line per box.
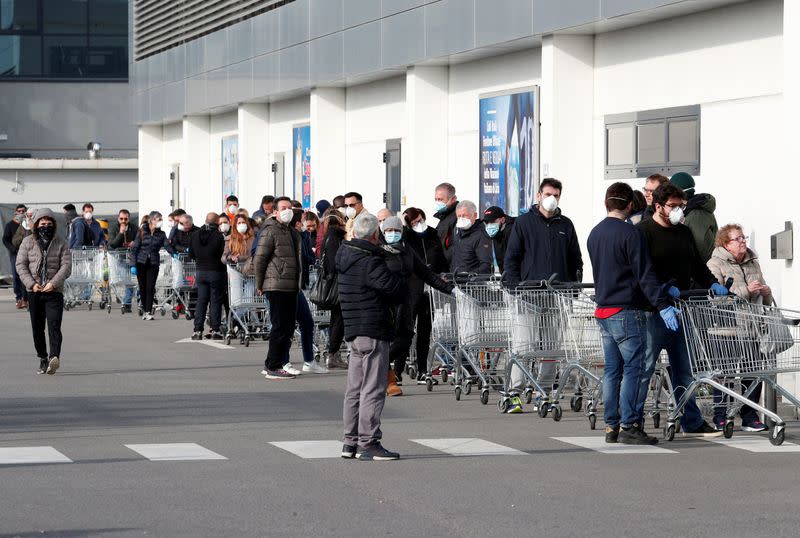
[670, 172, 695, 197]
[380, 215, 403, 232]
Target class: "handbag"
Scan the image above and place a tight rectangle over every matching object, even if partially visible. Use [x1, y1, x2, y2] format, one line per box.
[758, 303, 794, 356]
[309, 246, 338, 310]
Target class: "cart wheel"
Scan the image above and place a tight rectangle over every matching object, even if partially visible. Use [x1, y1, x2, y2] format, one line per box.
[664, 423, 676, 442]
[441, 370, 448, 383]
[770, 427, 785, 446]
[172, 311, 179, 320]
[723, 420, 734, 439]
[426, 377, 434, 392]
[225, 336, 231, 345]
[454, 386, 462, 401]
[589, 414, 597, 430]
[498, 398, 509, 413]
[570, 396, 583, 413]
[185, 313, 193, 321]
[160, 308, 166, 316]
[88, 303, 93, 311]
[138, 308, 144, 316]
[652, 413, 661, 430]
[464, 381, 472, 395]
[480, 390, 489, 405]
[262, 334, 269, 341]
[552, 406, 563, 422]
[64, 303, 70, 311]
[120, 306, 126, 314]
[244, 337, 251, 348]
[523, 390, 533, 405]
[538, 404, 548, 418]
[107, 304, 112, 314]
[408, 366, 417, 380]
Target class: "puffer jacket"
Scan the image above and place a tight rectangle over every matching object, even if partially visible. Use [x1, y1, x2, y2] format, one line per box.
[253, 218, 301, 292]
[707, 246, 774, 305]
[335, 238, 404, 342]
[451, 221, 493, 274]
[684, 193, 718, 262]
[403, 226, 448, 275]
[130, 225, 172, 266]
[16, 233, 71, 293]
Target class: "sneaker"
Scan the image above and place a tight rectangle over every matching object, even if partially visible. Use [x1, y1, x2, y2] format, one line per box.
[37, 359, 48, 375]
[263, 369, 295, 380]
[191, 331, 203, 340]
[682, 421, 723, 437]
[46, 357, 60, 375]
[283, 363, 303, 376]
[326, 352, 348, 369]
[210, 331, 224, 340]
[742, 421, 768, 432]
[341, 444, 357, 459]
[506, 395, 524, 414]
[356, 443, 400, 461]
[618, 425, 658, 445]
[605, 426, 620, 443]
[302, 361, 328, 374]
[122, 304, 132, 313]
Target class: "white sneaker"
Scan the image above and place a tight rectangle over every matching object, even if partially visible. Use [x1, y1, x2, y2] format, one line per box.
[283, 363, 302, 376]
[303, 361, 328, 374]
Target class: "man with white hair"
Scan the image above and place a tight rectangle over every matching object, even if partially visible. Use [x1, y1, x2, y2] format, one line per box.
[336, 213, 405, 461]
[450, 200, 492, 274]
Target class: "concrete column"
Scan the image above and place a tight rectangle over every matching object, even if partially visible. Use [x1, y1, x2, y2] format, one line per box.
[310, 88, 346, 204]
[405, 65, 448, 213]
[238, 103, 270, 211]
[138, 125, 167, 217]
[182, 115, 211, 219]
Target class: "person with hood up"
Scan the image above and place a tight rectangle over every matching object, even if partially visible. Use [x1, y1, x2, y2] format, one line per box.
[130, 211, 173, 320]
[670, 172, 718, 262]
[432, 182, 458, 266]
[189, 213, 227, 340]
[16, 208, 71, 375]
[450, 200, 493, 274]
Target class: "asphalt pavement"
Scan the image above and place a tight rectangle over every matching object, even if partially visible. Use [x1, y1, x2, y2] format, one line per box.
[1, 289, 799, 537]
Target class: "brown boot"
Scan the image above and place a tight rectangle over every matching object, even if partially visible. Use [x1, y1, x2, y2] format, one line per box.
[387, 370, 403, 397]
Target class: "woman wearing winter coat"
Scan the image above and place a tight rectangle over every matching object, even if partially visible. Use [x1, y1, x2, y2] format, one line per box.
[15, 208, 72, 375]
[706, 223, 773, 433]
[130, 211, 174, 320]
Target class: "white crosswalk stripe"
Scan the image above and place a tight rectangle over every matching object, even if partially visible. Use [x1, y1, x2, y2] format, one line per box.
[552, 437, 678, 454]
[0, 446, 73, 465]
[270, 440, 343, 459]
[706, 435, 800, 453]
[125, 443, 227, 461]
[410, 438, 527, 456]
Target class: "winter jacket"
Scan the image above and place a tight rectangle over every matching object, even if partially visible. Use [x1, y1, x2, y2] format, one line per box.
[335, 238, 404, 342]
[322, 225, 346, 276]
[490, 217, 515, 274]
[69, 218, 107, 249]
[253, 218, 302, 292]
[170, 225, 199, 253]
[450, 222, 493, 274]
[707, 246, 774, 306]
[683, 193, 718, 263]
[16, 233, 71, 293]
[3, 219, 20, 255]
[503, 206, 583, 286]
[130, 226, 172, 266]
[222, 236, 255, 265]
[189, 225, 226, 273]
[11, 223, 31, 251]
[299, 231, 316, 290]
[64, 208, 78, 241]
[434, 203, 458, 266]
[402, 226, 449, 275]
[108, 221, 139, 249]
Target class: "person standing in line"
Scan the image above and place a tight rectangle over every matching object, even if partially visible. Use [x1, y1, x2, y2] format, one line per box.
[640, 174, 668, 222]
[450, 200, 493, 275]
[224, 195, 240, 222]
[252, 195, 275, 221]
[130, 211, 173, 320]
[432, 182, 458, 267]
[4, 204, 28, 309]
[16, 208, 71, 375]
[670, 172, 718, 262]
[108, 209, 139, 312]
[321, 210, 348, 369]
[481, 206, 515, 274]
[343, 192, 369, 240]
[337, 213, 404, 461]
[189, 213, 227, 340]
[63, 203, 78, 242]
[68, 203, 107, 249]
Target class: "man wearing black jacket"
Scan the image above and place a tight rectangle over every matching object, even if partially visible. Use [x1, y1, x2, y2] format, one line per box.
[482, 206, 515, 274]
[189, 213, 226, 341]
[433, 182, 458, 266]
[450, 200, 492, 274]
[4, 204, 28, 309]
[170, 213, 199, 253]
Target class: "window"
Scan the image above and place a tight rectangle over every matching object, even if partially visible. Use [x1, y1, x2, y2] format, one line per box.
[0, 0, 127, 79]
[605, 105, 700, 179]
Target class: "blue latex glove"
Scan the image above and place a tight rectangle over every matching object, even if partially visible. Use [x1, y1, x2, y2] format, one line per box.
[667, 286, 680, 299]
[172, 253, 180, 261]
[130, 266, 137, 276]
[659, 306, 680, 331]
[710, 282, 729, 296]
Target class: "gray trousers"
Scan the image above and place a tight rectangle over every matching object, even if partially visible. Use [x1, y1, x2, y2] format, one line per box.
[343, 336, 390, 448]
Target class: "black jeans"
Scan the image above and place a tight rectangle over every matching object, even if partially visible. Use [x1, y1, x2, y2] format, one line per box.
[10, 254, 27, 301]
[266, 291, 298, 371]
[135, 262, 159, 314]
[28, 291, 64, 360]
[390, 294, 432, 376]
[327, 303, 344, 355]
[194, 270, 226, 332]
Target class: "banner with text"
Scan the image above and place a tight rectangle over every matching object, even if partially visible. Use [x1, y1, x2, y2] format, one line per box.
[293, 124, 311, 209]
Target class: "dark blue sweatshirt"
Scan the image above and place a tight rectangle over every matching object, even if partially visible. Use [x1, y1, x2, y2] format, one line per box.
[587, 217, 668, 311]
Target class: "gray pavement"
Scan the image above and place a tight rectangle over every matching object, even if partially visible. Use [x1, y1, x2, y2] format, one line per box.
[1, 289, 799, 537]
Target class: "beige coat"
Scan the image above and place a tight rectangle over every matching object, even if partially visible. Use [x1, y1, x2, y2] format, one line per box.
[16, 234, 72, 292]
[706, 246, 773, 305]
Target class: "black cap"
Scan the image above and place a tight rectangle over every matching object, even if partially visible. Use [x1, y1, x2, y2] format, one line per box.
[482, 206, 506, 223]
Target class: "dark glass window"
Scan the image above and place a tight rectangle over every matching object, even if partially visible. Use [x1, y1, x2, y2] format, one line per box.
[0, 0, 39, 31]
[0, 35, 42, 75]
[88, 35, 126, 77]
[89, 0, 127, 35]
[43, 0, 87, 34]
[44, 35, 86, 77]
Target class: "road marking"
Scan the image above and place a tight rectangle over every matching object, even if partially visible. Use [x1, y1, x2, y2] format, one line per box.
[175, 337, 234, 350]
[706, 435, 800, 453]
[270, 440, 344, 459]
[410, 438, 526, 457]
[125, 443, 227, 461]
[0, 447, 73, 465]
[552, 437, 678, 454]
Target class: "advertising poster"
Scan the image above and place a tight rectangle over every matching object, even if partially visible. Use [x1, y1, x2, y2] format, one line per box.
[293, 124, 311, 209]
[221, 135, 239, 199]
[479, 87, 538, 216]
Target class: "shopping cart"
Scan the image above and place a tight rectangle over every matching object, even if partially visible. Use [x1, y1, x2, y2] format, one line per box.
[226, 263, 269, 346]
[304, 266, 329, 358]
[425, 284, 459, 391]
[668, 295, 800, 445]
[107, 249, 139, 315]
[152, 250, 176, 316]
[64, 247, 102, 310]
[168, 253, 196, 319]
[453, 278, 510, 404]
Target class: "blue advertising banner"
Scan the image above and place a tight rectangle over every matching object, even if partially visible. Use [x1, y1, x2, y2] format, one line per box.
[293, 124, 311, 209]
[221, 135, 239, 199]
[479, 88, 538, 216]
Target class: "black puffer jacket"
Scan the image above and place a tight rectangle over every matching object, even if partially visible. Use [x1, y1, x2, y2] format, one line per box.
[403, 226, 448, 275]
[253, 218, 301, 292]
[322, 225, 345, 275]
[130, 225, 172, 266]
[451, 222, 493, 274]
[336, 238, 404, 342]
[189, 225, 225, 272]
[434, 204, 458, 266]
[170, 225, 198, 253]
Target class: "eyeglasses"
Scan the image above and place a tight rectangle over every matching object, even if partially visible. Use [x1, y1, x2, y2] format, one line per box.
[345, 203, 359, 208]
[729, 235, 749, 243]
[642, 187, 655, 194]
[118, 218, 129, 222]
[664, 203, 687, 210]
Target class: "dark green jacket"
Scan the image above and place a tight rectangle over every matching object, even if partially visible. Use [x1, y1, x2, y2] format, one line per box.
[684, 193, 718, 263]
[108, 222, 139, 249]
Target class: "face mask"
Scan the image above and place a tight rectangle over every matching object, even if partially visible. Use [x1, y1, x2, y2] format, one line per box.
[337, 207, 347, 216]
[236, 223, 248, 234]
[228, 205, 238, 214]
[84, 211, 93, 220]
[178, 224, 186, 232]
[152, 220, 162, 229]
[668, 207, 684, 225]
[384, 231, 402, 244]
[279, 208, 294, 224]
[219, 223, 230, 234]
[14, 214, 23, 223]
[456, 217, 472, 230]
[345, 206, 357, 219]
[433, 201, 447, 212]
[541, 195, 558, 212]
[38, 225, 54, 241]
[206, 222, 218, 231]
[412, 221, 427, 234]
[22, 220, 30, 230]
[485, 222, 500, 238]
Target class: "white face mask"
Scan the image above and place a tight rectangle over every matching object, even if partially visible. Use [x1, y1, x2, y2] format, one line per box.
[345, 206, 357, 219]
[668, 206, 684, 225]
[219, 223, 230, 233]
[412, 221, 427, 234]
[455, 217, 472, 230]
[22, 219, 30, 230]
[84, 211, 93, 220]
[178, 224, 186, 232]
[540, 195, 558, 212]
[152, 220, 162, 229]
[279, 208, 294, 224]
[337, 207, 347, 216]
[236, 223, 248, 234]
[228, 205, 238, 214]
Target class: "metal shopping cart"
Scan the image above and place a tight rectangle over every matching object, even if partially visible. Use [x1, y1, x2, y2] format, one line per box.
[152, 250, 175, 316]
[668, 295, 800, 445]
[425, 284, 459, 391]
[107, 249, 139, 315]
[168, 253, 196, 319]
[226, 263, 269, 346]
[64, 247, 102, 310]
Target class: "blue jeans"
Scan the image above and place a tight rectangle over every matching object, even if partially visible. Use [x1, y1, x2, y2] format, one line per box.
[284, 292, 314, 365]
[598, 310, 649, 429]
[123, 286, 135, 306]
[641, 314, 704, 432]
